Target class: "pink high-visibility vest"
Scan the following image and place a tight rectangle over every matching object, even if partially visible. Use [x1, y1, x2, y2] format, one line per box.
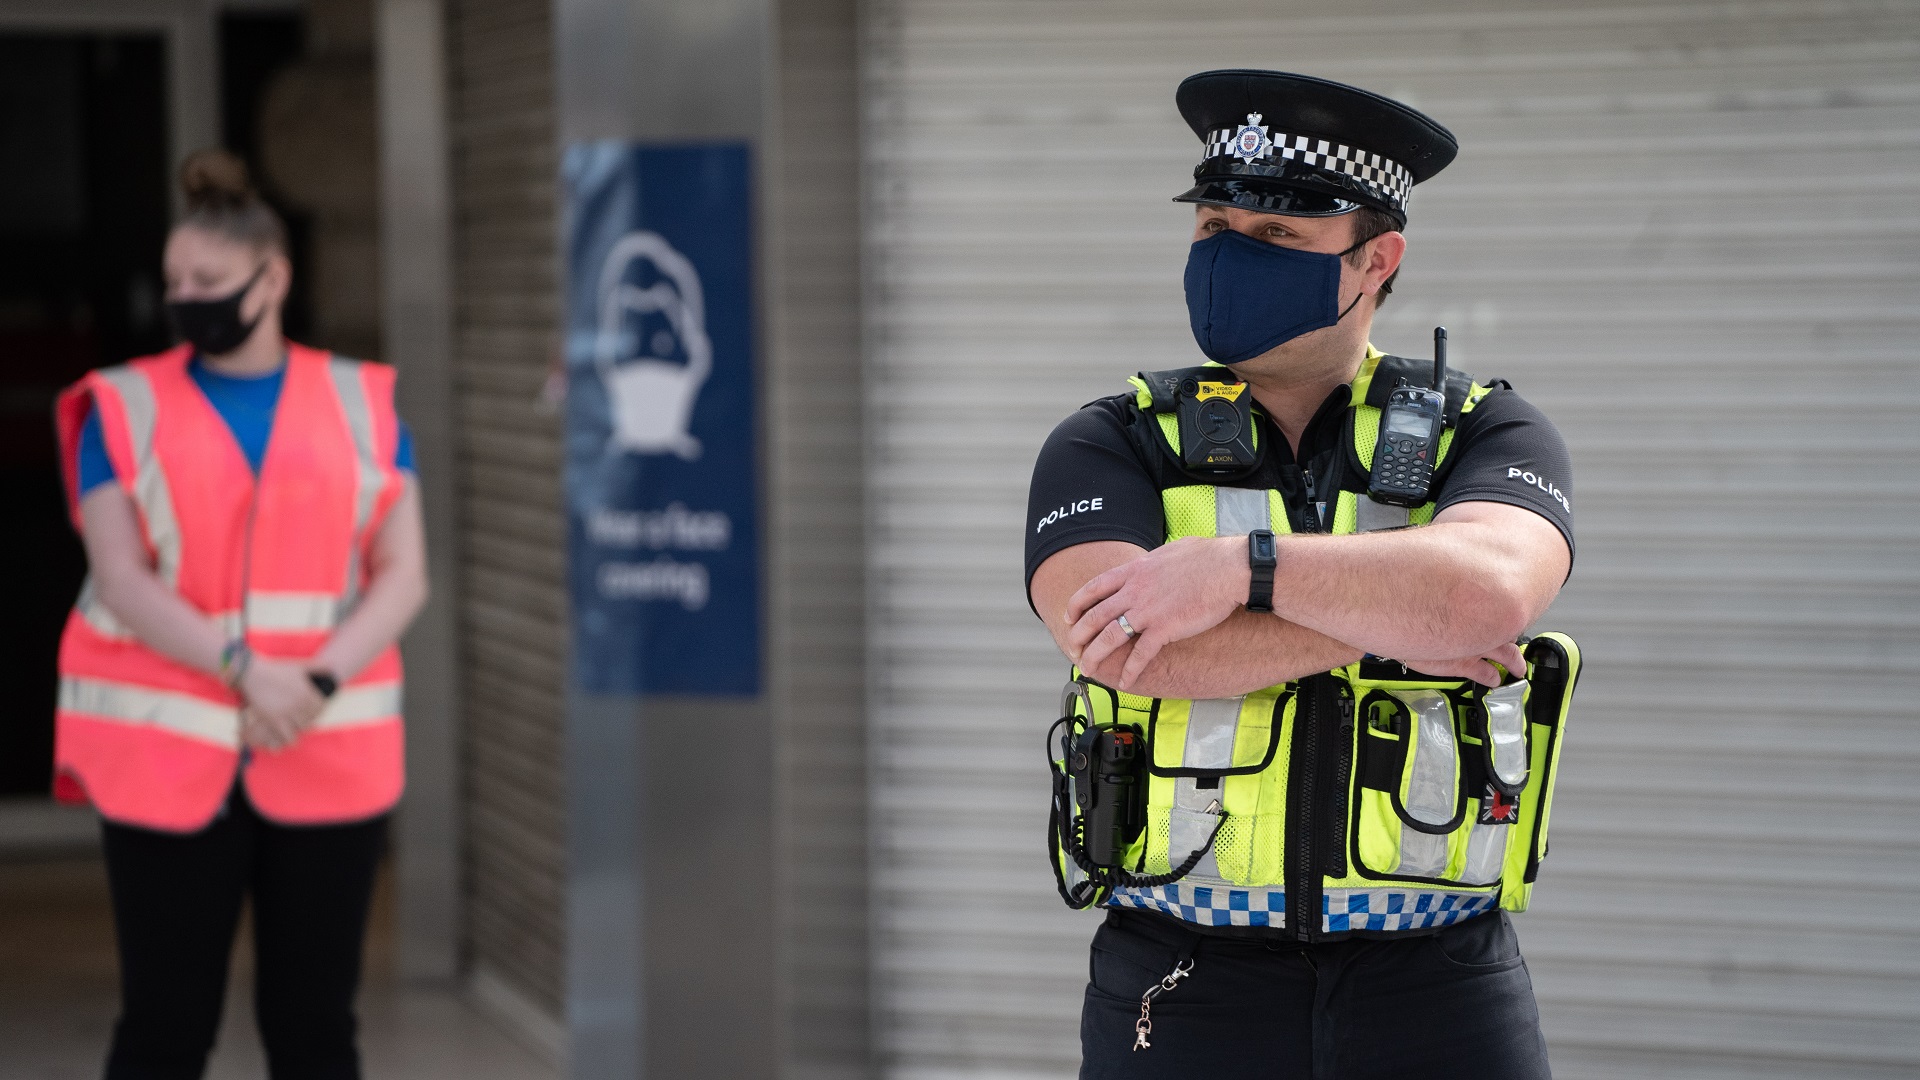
[53, 343, 406, 831]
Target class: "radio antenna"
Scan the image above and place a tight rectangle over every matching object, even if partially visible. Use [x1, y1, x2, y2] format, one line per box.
[1432, 326, 1448, 391]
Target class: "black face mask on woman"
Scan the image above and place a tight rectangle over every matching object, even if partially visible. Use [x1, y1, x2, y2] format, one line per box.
[166, 264, 267, 357]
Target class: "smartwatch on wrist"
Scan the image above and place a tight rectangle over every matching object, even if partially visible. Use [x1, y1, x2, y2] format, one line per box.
[1247, 529, 1277, 613]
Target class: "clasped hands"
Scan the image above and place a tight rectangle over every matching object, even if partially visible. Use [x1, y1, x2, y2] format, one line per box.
[236, 657, 330, 752]
[1062, 535, 1525, 691]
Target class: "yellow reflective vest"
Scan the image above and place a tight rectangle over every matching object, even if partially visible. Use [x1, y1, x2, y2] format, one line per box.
[1051, 351, 1581, 939]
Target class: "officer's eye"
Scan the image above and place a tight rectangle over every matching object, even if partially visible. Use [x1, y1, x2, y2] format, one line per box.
[1200, 218, 1225, 233]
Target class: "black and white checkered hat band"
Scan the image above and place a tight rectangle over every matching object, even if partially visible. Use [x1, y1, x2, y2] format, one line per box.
[1203, 128, 1414, 211]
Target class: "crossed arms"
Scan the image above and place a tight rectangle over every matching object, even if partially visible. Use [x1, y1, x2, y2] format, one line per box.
[1028, 500, 1570, 699]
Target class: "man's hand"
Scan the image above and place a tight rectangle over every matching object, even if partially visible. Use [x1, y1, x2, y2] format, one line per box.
[1392, 640, 1527, 688]
[1064, 536, 1250, 689]
[238, 658, 327, 751]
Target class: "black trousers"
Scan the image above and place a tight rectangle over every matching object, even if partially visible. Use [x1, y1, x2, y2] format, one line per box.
[99, 787, 388, 1080]
[1081, 908, 1551, 1080]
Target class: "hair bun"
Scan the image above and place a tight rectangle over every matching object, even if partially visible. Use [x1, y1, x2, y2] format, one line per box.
[179, 148, 256, 211]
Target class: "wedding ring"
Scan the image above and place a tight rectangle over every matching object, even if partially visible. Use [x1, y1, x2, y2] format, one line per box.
[1116, 614, 1138, 639]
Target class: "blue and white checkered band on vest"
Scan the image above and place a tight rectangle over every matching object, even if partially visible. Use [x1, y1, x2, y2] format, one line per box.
[1203, 120, 1415, 215]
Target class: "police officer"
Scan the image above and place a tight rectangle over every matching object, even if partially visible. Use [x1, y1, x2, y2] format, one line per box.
[1025, 71, 1578, 1079]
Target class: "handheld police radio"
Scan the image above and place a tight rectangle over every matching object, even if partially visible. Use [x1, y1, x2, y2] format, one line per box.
[1367, 326, 1450, 507]
[1069, 724, 1145, 868]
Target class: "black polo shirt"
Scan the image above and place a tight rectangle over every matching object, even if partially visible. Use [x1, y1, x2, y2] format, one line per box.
[1024, 375, 1574, 601]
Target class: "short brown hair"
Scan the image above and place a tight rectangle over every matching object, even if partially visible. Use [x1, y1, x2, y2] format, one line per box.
[176, 149, 287, 255]
[1344, 206, 1402, 306]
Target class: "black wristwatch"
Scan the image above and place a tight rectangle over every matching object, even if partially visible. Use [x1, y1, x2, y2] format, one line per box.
[1247, 529, 1277, 613]
[308, 671, 339, 699]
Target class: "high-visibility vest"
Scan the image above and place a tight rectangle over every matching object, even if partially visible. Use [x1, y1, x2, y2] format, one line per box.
[52, 343, 407, 832]
[1052, 349, 1581, 939]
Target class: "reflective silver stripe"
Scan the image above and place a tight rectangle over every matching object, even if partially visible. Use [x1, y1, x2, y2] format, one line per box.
[98, 367, 184, 589]
[1388, 688, 1458, 878]
[1395, 688, 1458, 827]
[59, 676, 396, 746]
[1182, 697, 1242, 770]
[1165, 483, 1272, 884]
[1397, 828, 1450, 878]
[247, 592, 339, 634]
[1483, 681, 1530, 788]
[1355, 496, 1410, 533]
[311, 681, 403, 730]
[1461, 821, 1509, 886]
[76, 594, 242, 641]
[328, 358, 389, 608]
[1214, 486, 1268, 537]
[59, 677, 239, 748]
[1168, 805, 1225, 881]
[77, 590, 336, 643]
[1171, 696, 1242, 881]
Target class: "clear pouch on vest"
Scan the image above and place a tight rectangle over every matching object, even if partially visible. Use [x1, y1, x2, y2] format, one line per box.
[1354, 686, 1471, 882]
[1497, 633, 1581, 911]
[1343, 634, 1581, 909]
[1136, 689, 1292, 887]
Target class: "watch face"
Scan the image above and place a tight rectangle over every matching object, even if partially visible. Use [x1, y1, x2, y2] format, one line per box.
[1252, 532, 1276, 561]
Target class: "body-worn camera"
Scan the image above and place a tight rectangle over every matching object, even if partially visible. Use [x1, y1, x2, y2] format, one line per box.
[1177, 376, 1259, 474]
[1070, 723, 1146, 868]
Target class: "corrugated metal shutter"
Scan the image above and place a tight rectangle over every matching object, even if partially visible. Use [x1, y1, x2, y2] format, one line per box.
[447, 0, 568, 1021]
[862, 2, 1920, 1076]
[770, 0, 873, 1074]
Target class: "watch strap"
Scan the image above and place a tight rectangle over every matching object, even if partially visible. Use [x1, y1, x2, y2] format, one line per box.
[1247, 530, 1276, 613]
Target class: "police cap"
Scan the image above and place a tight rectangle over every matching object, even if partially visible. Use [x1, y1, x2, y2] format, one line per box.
[1174, 70, 1457, 226]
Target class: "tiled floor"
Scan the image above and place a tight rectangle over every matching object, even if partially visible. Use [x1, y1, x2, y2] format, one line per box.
[0, 853, 559, 1080]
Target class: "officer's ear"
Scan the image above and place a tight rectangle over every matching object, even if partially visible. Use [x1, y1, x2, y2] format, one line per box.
[1356, 230, 1406, 299]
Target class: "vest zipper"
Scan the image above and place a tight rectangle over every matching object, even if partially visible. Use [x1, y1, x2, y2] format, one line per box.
[1298, 468, 1323, 533]
[1326, 691, 1354, 881]
[1288, 676, 1320, 940]
[1285, 466, 1327, 939]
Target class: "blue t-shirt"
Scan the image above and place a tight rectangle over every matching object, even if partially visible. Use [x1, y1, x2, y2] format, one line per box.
[77, 358, 414, 493]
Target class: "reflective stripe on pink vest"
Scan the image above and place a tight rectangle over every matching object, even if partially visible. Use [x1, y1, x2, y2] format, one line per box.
[53, 343, 406, 831]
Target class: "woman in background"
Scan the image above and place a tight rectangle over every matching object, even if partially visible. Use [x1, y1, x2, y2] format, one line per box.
[53, 149, 426, 1080]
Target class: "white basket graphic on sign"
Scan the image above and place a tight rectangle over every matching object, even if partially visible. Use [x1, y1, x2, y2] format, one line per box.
[593, 230, 712, 461]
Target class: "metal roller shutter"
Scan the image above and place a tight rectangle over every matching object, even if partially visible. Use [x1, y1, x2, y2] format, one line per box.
[862, 2, 1920, 1076]
[447, 0, 568, 1023]
[770, 0, 873, 1073]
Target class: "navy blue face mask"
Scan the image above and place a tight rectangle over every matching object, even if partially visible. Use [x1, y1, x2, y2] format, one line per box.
[1183, 229, 1367, 365]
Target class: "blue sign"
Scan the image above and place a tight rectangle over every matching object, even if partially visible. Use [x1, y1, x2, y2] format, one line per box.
[563, 142, 759, 695]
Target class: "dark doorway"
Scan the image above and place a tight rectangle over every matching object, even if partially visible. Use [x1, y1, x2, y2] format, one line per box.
[0, 34, 170, 796]
[219, 11, 311, 341]
[0, 19, 311, 798]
